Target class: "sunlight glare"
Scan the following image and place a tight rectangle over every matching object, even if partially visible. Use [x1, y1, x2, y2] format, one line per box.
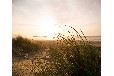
[40, 17, 59, 40]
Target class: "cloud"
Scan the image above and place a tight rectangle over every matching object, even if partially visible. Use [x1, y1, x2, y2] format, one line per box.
[13, 0, 101, 36]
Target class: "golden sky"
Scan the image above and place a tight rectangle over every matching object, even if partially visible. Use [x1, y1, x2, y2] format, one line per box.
[13, 0, 101, 40]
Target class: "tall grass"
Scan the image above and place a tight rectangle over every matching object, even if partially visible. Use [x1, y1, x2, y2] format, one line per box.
[48, 25, 101, 76]
[12, 25, 101, 76]
[12, 36, 42, 58]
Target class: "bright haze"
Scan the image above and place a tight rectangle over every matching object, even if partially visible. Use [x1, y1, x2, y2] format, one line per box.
[13, 0, 101, 40]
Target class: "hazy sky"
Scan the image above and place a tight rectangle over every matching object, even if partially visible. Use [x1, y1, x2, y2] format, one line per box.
[13, 0, 101, 39]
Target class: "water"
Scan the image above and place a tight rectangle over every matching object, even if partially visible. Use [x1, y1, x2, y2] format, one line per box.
[65, 36, 101, 41]
[84, 36, 101, 41]
[32, 36, 101, 41]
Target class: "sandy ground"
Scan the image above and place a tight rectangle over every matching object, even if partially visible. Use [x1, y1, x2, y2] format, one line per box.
[12, 41, 101, 76]
[12, 48, 51, 76]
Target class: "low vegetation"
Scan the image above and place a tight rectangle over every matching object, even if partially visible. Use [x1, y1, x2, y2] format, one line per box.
[12, 25, 101, 76]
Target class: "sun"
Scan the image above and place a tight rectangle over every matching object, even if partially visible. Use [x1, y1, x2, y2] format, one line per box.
[40, 18, 59, 40]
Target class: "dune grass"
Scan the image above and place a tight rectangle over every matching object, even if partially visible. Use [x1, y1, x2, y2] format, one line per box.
[12, 25, 101, 76]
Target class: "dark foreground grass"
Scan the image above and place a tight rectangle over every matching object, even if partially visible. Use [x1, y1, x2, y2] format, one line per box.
[12, 25, 100, 76]
[12, 36, 100, 76]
